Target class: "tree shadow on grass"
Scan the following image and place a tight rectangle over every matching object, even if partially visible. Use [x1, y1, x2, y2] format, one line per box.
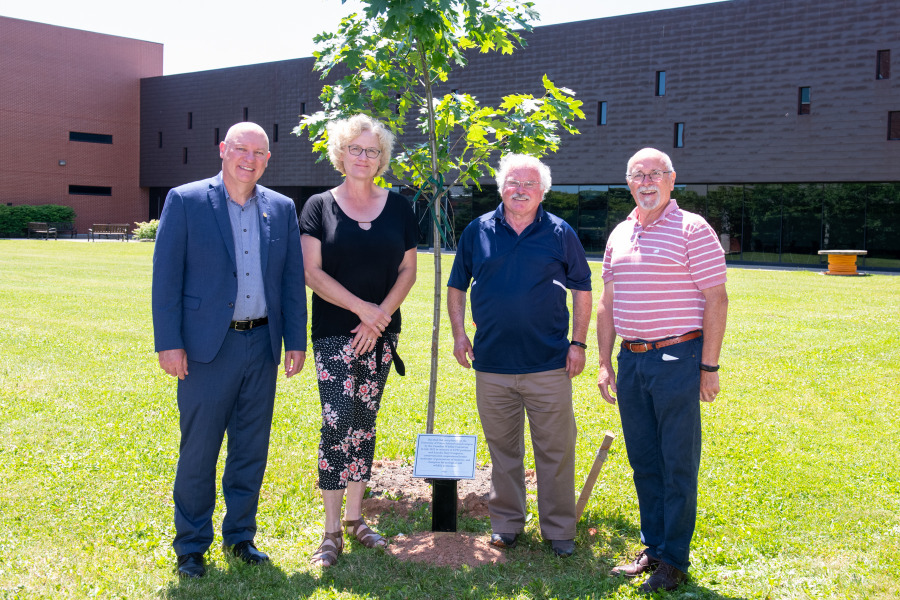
[162, 509, 748, 600]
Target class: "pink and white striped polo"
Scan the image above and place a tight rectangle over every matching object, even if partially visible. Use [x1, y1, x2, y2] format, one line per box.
[602, 199, 727, 341]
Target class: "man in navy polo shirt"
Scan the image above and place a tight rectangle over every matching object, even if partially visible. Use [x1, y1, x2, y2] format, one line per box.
[447, 153, 592, 557]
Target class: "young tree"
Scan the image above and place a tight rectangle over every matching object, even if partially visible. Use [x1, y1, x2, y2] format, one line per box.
[296, 0, 584, 433]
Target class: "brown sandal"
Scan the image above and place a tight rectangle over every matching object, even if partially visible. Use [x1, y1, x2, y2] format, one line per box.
[343, 518, 387, 549]
[310, 530, 343, 567]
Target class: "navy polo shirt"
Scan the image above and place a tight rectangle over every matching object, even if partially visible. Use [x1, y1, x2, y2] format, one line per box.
[447, 204, 592, 374]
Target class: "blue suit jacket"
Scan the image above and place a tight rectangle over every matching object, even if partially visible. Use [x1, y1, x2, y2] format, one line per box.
[152, 173, 307, 364]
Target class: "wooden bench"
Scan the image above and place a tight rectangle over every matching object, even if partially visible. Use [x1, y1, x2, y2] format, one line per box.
[89, 223, 130, 241]
[27, 222, 57, 240]
[50, 222, 78, 238]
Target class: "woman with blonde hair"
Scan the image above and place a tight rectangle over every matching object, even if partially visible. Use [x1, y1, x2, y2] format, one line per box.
[299, 114, 418, 567]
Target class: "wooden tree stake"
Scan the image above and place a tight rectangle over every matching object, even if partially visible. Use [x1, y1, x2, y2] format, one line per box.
[575, 431, 615, 521]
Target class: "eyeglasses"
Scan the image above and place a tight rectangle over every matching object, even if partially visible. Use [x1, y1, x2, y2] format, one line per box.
[347, 145, 382, 159]
[626, 170, 672, 183]
[505, 179, 541, 190]
[227, 143, 268, 159]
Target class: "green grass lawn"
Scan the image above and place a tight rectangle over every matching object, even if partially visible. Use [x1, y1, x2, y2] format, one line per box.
[0, 240, 898, 599]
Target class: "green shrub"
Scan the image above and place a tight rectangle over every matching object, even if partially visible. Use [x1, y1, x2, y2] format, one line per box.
[0, 204, 76, 236]
[132, 219, 159, 240]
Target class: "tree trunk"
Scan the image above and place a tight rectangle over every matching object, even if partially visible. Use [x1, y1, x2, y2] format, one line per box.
[420, 46, 441, 435]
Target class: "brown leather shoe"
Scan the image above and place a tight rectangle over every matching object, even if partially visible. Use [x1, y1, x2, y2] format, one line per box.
[640, 561, 686, 593]
[610, 549, 660, 577]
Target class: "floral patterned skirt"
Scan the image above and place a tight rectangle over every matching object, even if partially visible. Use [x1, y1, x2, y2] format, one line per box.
[312, 333, 397, 490]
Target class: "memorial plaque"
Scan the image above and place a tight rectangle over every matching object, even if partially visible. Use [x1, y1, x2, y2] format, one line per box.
[413, 434, 478, 479]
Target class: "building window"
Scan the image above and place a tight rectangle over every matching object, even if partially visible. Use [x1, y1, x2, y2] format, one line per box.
[674, 122, 685, 148]
[214, 128, 220, 145]
[656, 71, 666, 96]
[597, 101, 607, 126]
[889, 112, 900, 140]
[300, 102, 307, 115]
[158, 132, 163, 148]
[243, 107, 249, 121]
[798, 87, 811, 115]
[69, 185, 111, 196]
[188, 112, 193, 129]
[183, 147, 188, 164]
[877, 50, 891, 79]
[273, 124, 279, 143]
[69, 131, 112, 144]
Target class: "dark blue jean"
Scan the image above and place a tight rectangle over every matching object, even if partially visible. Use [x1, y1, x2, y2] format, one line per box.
[616, 336, 702, 573]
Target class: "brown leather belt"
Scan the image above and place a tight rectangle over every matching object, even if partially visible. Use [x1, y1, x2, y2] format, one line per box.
[231, 316, 268, 331]
[621, 330, 701, 353]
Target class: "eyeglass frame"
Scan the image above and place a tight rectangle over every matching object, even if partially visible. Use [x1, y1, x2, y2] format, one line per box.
[346, 144, 383, 159]
[504, 179, 542, 191]
[626, 170, 673, 183]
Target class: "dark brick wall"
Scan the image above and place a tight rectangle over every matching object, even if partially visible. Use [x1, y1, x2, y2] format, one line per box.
[140, 59, 342, 191]
[139, 0, 899, 192]
[1, 17, 163, 233]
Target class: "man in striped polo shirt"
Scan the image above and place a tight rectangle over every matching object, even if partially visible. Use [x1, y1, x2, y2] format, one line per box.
[597, 148, 728, 593]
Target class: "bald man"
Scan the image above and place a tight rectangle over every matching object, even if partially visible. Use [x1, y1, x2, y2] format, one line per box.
[152, 122, 307, 578]
[598, 148, 728, 592]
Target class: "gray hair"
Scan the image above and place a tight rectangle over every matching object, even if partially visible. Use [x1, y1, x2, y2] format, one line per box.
[626, 147, 674, 174]
[495, 154, 552, 195]
[326, 114, 394, 177]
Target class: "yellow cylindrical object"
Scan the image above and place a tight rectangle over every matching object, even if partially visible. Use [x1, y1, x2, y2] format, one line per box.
[826, 253, 859, 275]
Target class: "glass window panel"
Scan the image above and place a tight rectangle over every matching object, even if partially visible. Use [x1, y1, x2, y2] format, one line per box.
[607, 186, 634, 233]
[472, 185, 498, 217]
[674, 184, 704, 216]
[822, 183, 866, 251]
[889, 112, 900, 140]
[543, 186, 579, 231]
[798, 87, 811, 115]
[863, 183, 900, 268]
[781, 184, 822, 264]
[577, 186, 609, 254]
[446, 186, 472, 248]
[707, 185, 745, 258]
[877, 49, 890, 80]
[743, 184, 782, 262]
[656, 71, 666, 96]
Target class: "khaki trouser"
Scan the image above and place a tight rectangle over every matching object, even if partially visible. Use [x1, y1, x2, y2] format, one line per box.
[475, 368, 577, 540]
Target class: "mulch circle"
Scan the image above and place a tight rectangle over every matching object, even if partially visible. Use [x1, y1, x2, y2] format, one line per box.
[359, 460, 537, 568]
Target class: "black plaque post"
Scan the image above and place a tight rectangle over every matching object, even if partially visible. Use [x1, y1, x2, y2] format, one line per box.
[431, 479, 458, 532]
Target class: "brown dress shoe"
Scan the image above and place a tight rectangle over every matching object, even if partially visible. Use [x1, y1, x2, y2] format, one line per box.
[640, 561, 686, 593]
[610, 549, 660, 577]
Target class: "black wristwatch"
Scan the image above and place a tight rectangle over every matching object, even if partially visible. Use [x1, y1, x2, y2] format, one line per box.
[699, 363, 720, 372]
[570, 340, 588, 349]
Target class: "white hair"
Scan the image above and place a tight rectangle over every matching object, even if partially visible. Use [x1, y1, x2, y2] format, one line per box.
[626, 147, 674, 173]
[495, 154, 552, 194]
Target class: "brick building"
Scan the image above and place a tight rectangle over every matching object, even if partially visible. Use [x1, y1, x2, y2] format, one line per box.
[5, 0, 900, 269]
[139, 0, 900, 270]
[0, 16, 162, 234]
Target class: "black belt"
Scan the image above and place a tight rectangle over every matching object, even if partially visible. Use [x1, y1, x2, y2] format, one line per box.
[230, 317, 268, 331]
[621, 330, 701, 353]
[375, 334, 406, 376]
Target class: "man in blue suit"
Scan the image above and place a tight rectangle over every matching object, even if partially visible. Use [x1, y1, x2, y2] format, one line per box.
[152, 122, 307, 579]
